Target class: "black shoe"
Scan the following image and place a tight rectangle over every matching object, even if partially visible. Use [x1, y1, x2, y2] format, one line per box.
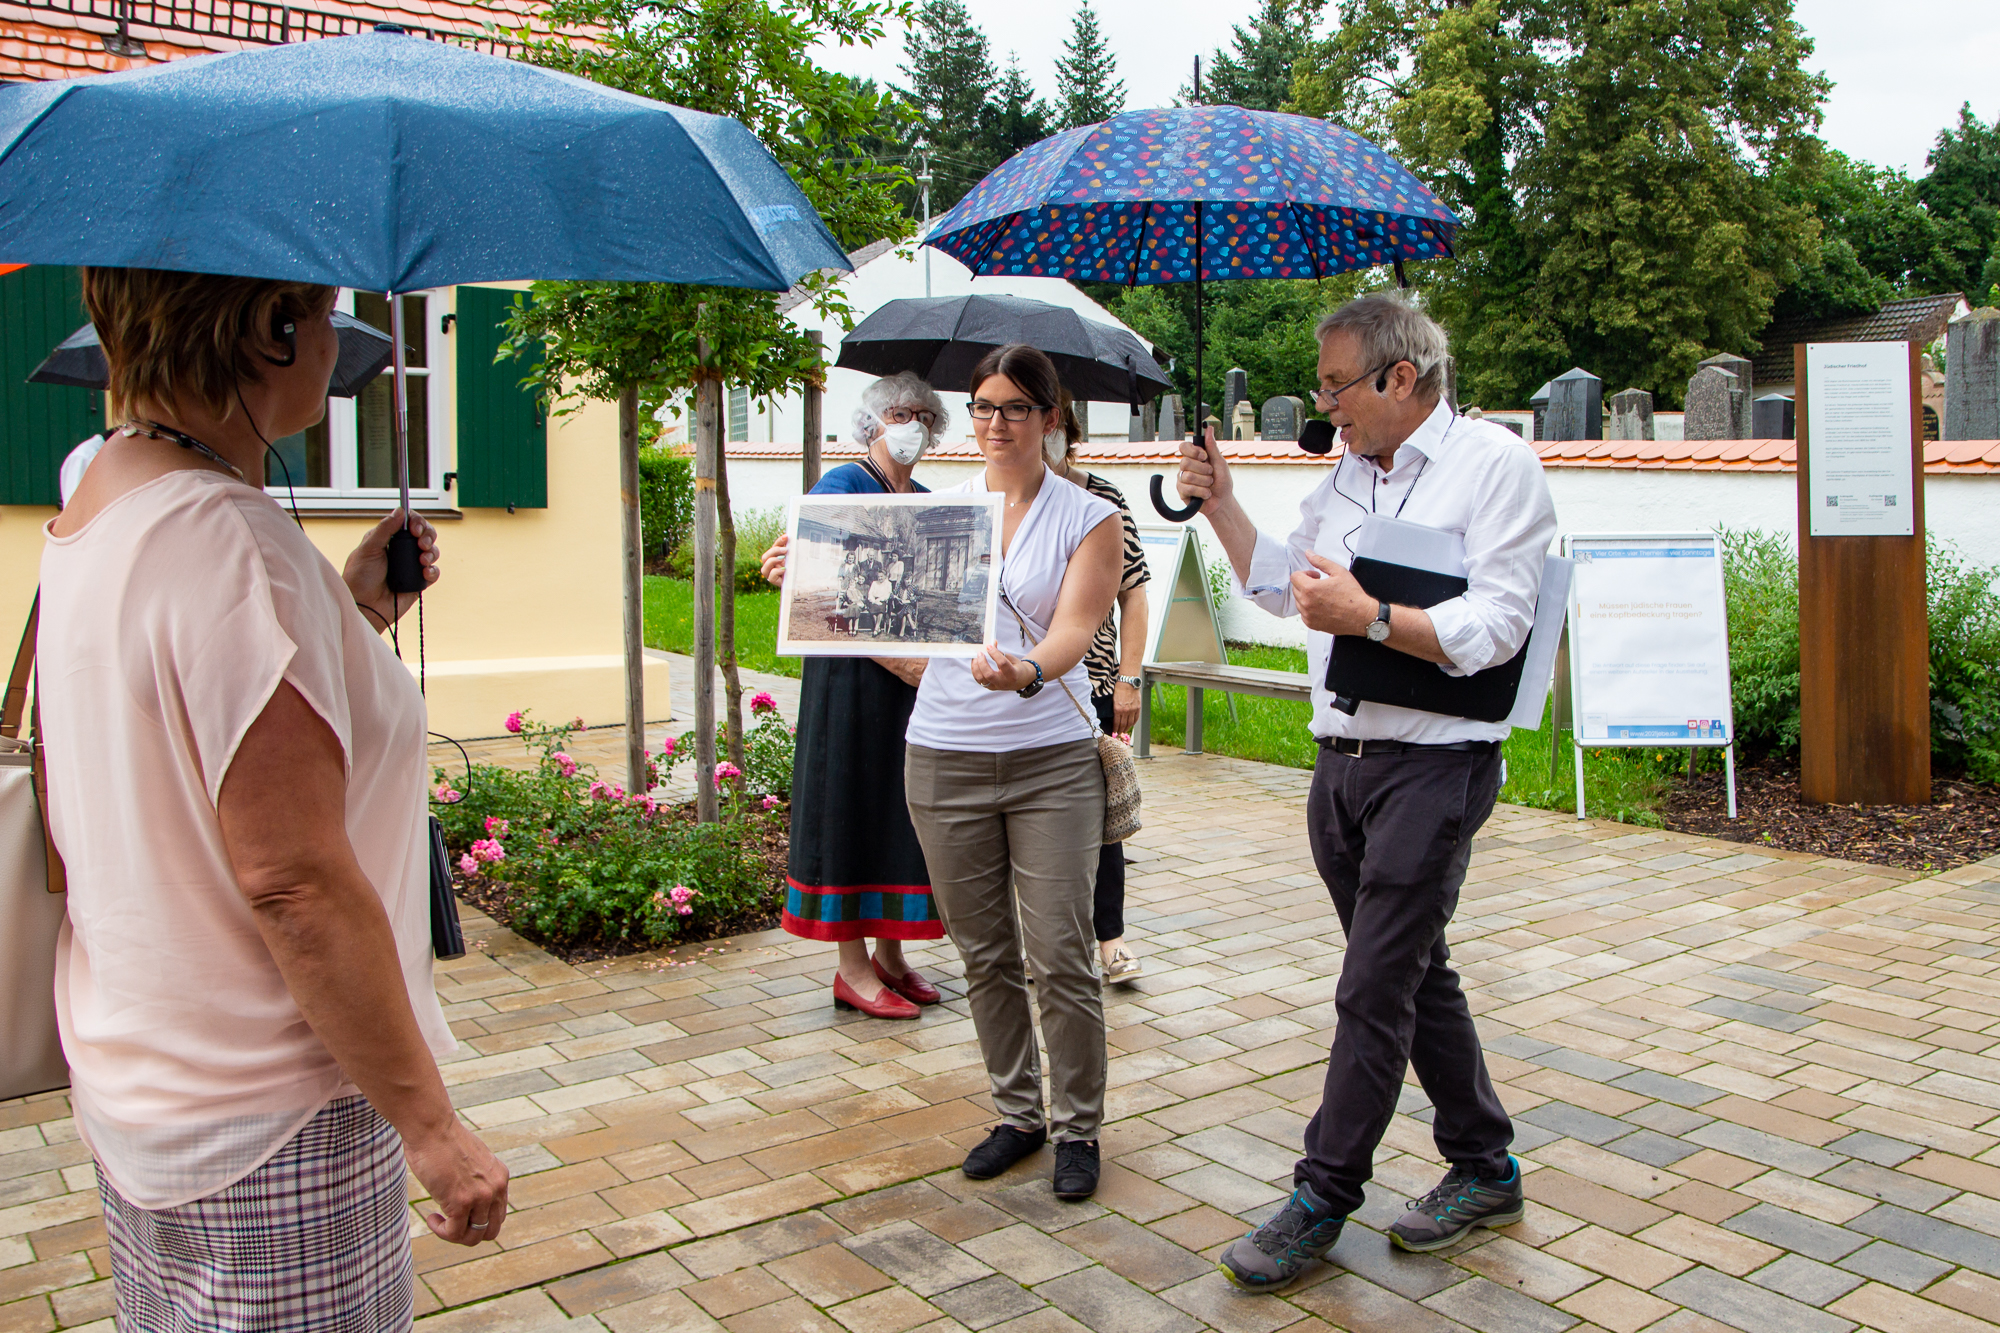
[962, 1124, 1046, 1180]
[1388, 1158, 1524, 1252]
[1218, 1181, 1345, 1293]
[1053, 1140, 1099, 1200]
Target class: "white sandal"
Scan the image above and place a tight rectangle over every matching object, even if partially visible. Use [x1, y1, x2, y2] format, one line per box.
[1101, 947, 1142, 985]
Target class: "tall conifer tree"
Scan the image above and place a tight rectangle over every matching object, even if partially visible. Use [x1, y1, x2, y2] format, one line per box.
[894, 0, 997, 209]
[1053, 1, 1125, 130]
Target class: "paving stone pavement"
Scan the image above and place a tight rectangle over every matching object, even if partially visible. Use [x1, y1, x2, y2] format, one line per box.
[5, 750, 2000, 1333]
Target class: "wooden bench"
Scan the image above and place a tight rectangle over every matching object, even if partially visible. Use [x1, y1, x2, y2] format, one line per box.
[1136, 660, 1314, 757]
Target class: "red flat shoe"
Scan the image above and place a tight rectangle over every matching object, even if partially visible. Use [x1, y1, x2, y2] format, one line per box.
[874, 958, 942, 1006]
[833, 973, 919, 1019]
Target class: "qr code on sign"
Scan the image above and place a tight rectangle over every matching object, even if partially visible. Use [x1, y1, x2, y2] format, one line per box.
[1825, 495, 1839, 507]
[1886, 495, 1898, 506]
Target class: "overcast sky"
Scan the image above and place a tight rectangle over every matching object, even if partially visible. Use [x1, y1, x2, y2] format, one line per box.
[813, 0, 2000, 176]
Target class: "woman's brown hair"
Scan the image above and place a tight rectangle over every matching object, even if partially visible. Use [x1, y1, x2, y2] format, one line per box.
[80, 268, 338, 420]
[969, 343, 1071, 419]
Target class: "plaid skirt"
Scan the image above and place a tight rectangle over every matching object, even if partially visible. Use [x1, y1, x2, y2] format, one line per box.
[98, 1095, 414, 1332]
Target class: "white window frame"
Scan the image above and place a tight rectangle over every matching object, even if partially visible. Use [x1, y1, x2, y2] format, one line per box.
[264, 288, 452, 512]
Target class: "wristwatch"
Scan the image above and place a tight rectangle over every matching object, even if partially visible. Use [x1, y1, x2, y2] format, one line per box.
[1116, 674, 1143, 689]
[1017, 659, 1045, 698]
[1365, 601, 1392, 643]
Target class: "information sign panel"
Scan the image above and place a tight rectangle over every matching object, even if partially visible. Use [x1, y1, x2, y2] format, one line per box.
[1135, 524, 1227, 666]
[1804, 340, 1915, 537]
[1566, 533, 1734, 744]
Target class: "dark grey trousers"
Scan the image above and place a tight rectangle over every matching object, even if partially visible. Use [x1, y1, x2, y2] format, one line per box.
[1295, 740, 1514, 1216]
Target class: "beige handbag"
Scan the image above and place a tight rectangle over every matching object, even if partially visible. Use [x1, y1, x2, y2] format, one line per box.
[1003, 597, 1142, 843]
[2, 596, 70, 1100]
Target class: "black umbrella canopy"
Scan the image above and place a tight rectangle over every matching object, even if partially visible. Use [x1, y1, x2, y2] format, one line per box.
[30, 311, 397, 398]
[834, 294, 1170, 406]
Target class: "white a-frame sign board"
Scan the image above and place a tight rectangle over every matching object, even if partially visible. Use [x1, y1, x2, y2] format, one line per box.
[1563, 531, 1737, 820]
[1135, 525, 1228, 667]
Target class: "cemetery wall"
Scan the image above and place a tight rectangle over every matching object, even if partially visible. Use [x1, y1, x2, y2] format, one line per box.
[723, 450, 2000, 651]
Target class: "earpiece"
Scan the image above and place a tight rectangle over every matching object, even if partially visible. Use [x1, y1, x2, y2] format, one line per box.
[1374, 371, 1389, 392]
[263, 309, 297, 368]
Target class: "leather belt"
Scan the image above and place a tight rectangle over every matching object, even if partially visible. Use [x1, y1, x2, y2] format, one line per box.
[1318, 736, 1501, 757]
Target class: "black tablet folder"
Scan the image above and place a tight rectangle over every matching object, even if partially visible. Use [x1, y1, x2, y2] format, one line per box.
[1325, 556, 1531, 723]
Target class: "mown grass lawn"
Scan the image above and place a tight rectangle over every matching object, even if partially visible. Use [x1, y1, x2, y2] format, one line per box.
[1143, 642, 1680, 824]
[646, 581, 1681, 824]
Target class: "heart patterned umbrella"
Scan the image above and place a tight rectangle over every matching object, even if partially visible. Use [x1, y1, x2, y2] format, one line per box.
[923, 102, 1458, 519]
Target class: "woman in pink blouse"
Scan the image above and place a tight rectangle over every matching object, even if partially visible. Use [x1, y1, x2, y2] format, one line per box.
[40, 268, 508, 1329]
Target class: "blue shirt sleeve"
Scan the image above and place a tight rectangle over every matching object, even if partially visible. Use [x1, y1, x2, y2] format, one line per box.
[809, 462, 930, 495]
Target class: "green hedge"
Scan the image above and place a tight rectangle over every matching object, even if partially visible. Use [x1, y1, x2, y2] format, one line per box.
[639, 449, 693, 561]
[1722, 528, 2000, 780]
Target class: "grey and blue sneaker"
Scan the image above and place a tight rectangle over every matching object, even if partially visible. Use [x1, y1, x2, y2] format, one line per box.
[1388, 1158, 1524, 1252]
[1217, 1181, 1345, 1293]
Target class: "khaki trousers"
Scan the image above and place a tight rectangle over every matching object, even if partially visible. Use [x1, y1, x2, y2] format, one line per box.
[905, 741, 1106, 1143]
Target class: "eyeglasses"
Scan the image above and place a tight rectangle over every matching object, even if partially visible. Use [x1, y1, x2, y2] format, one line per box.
[967, 400, 1046, 422]
[1308, 364, 1395, 410]
[881, 406, 939, 428]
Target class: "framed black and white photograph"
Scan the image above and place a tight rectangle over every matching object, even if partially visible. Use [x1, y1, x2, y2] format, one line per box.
[777, 494, 1002, 657]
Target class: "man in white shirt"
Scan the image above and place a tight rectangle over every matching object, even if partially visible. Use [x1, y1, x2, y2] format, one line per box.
[1177, 295, 1557, 1291]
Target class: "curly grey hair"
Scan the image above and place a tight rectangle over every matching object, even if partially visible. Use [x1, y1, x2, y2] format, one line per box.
[1314, 294, 1450, 399]
[851, 371, 950, 447]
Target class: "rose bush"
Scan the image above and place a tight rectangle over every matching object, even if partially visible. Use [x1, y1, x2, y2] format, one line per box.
[434, 709, 793, 948]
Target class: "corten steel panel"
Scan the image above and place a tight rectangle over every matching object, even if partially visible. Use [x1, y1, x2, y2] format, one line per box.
[1795, 341, 1931, 805]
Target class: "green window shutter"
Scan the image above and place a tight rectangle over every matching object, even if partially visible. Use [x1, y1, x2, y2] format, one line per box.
[0, 267, 101, 506]
[454, 286, 547, 509]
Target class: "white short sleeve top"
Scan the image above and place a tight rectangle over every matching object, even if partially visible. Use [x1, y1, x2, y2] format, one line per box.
[38, 468, 452, 1208]
[905, 466, 1118, 754]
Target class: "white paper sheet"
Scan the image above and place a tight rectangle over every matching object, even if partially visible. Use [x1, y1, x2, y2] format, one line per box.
[1805, 340, 1915, 537]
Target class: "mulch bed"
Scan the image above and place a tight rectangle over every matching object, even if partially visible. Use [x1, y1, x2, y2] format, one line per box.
[451, 801, 790, 966]
[1660, 758, 2000, 872]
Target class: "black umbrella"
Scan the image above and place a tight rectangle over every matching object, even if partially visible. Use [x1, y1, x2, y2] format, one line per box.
[835, 294, 1170, 406]
[30, 310, 398, 398]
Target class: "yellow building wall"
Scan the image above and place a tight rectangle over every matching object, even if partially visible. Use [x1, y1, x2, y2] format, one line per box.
[0, 284, 669, 746]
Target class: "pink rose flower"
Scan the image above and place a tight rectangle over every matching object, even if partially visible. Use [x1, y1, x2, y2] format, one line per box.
[714, 762, 742, 783]
[457, 853, 478, 877]
[470, 838, 506, 863]
[660, 737, 677, 757]
[484, 817, 509, 838]
[551, 751, 577, 778]
[504, 711, 524, 734]
[433, 783, 460, 803]
[750, 692, 778, 715]
[761, 794, 780, 810]
[668, 885, 695, 904]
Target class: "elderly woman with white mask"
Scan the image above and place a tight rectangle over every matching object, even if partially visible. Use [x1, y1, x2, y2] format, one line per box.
[759, 372, 950, 1018]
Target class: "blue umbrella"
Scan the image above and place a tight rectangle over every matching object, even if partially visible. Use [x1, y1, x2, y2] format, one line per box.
[0, 27, 847, 293]
[924, 104, 1459, 519]
[0, 26, 850, 579]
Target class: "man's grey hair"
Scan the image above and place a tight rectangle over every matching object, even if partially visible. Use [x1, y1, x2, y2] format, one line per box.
[1315, 294, 1450, 399]
[852, 371, 949, 447]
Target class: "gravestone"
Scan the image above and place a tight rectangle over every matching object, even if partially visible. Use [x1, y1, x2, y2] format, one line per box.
[1752, 393, 1795, 439]
[1945, 307, 2000, 440]
[1684, 366, 1744, 440]
[1156, 395, 1182, 441]
[1609, 388, 1654, 441]
[1529, 381, 1551, 441]
[1223, 367, 1249, 430]
[1543, 368, 1602, 441]
[1261, 395, 1303, 441]
[1696, 352, 1754, 438]
[1129, 402, 1156, 442]
[1232, 400, 1256, 440]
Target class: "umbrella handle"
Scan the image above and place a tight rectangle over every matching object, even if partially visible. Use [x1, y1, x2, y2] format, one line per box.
[387, 527, 426, 594]
[1149, 430, 1205, 522]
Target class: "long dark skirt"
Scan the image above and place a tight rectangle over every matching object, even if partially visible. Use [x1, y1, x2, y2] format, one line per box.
[783, 656, 941, 941]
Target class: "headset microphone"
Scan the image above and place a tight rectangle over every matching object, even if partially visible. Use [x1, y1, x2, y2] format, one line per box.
[1298, 420, 1336, 455]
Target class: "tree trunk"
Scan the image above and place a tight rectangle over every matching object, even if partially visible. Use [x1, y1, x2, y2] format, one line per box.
[617, 383, 646, 796]
[802, 329, 823, 492]
[715, 420, 746, 775]
[692, 361, 720, 823]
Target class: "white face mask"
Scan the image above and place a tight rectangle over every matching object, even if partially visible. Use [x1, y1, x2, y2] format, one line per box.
[880, 420, 929, 465]
[1043, 428, 1068, 466]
